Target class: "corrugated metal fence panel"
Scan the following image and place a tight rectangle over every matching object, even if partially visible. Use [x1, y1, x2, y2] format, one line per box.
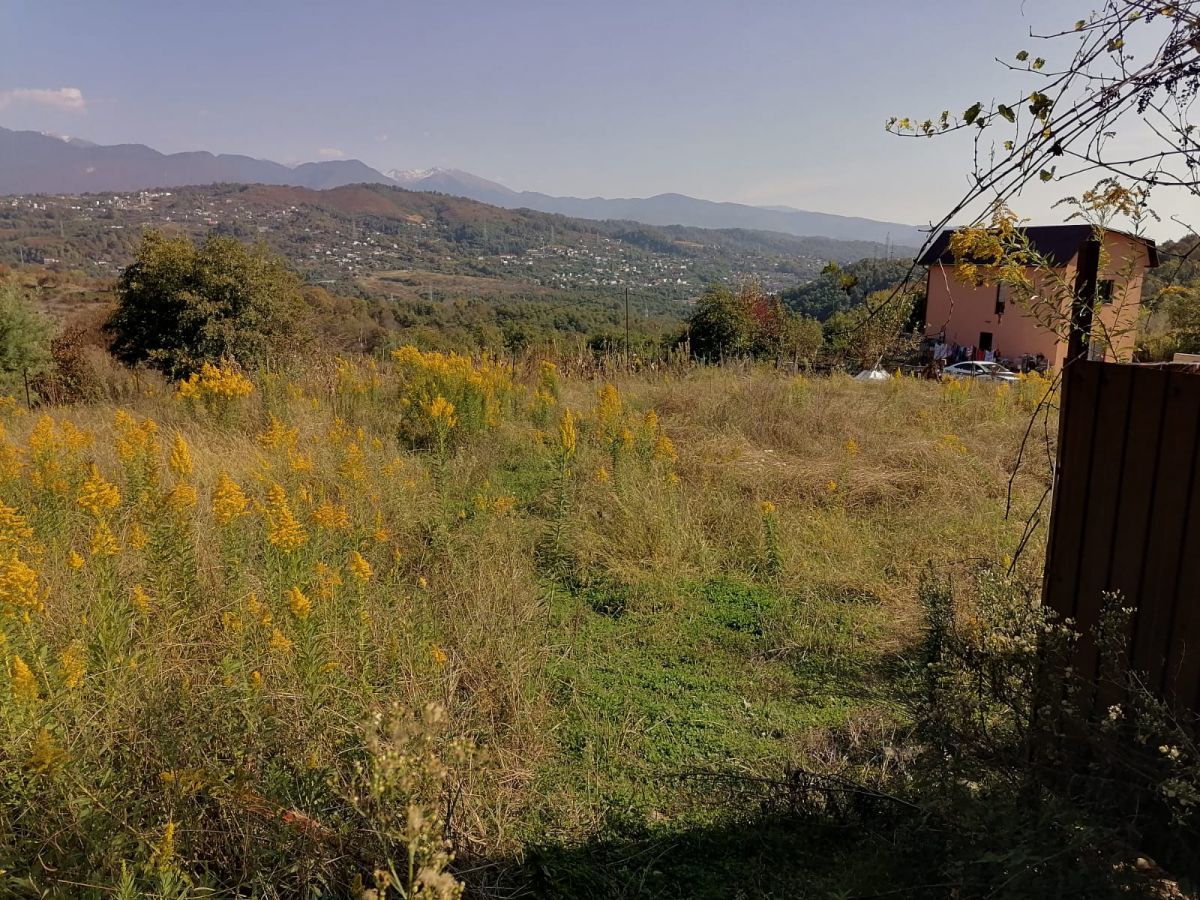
[1044, 361, 1200, 717]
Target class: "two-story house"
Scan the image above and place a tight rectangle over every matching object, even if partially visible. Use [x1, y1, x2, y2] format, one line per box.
[917, 224, 1159, 370]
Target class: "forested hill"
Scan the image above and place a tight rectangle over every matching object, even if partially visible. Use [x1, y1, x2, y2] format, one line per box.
[0, 182, 915, 309]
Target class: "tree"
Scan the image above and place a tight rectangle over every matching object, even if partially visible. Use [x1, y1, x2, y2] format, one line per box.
[686, 283, 755, 360]
[687, 279, 829, 364]
[824, 288, 918, 370]
[780, 313, 824, 370]
[0, 277, 53, 400]
[781, 258, 912, 322]
[107, 230, 309, 378]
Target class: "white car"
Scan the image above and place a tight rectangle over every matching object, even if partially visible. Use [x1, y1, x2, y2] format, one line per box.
[943, 361, 1021, 383]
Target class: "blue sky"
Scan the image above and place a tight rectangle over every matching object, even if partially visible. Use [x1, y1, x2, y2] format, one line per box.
[2, 0, 1197, 236]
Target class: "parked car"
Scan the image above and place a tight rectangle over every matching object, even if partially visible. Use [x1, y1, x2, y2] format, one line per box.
[942, 361, 1021, 383]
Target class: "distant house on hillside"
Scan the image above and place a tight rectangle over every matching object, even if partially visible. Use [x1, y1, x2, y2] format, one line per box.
[917, 224, 1159, 371]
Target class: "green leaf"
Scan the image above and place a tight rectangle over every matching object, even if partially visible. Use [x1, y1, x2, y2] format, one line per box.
[997, 104, 1015, 123]
[963, 102, 982, 125]
[1039, 168, 1056, 182]
[1015, 50, 1029, 62]
[1032, 57, 1045, 70]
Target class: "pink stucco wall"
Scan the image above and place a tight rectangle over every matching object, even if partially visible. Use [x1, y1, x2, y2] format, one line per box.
[923, 231, 1151, 369]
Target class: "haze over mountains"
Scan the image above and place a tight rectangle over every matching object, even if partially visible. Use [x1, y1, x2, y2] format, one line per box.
[0, 126, 925, 246]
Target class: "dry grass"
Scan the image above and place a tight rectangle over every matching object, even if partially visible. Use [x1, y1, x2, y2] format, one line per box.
[0, 354, 1053, 896]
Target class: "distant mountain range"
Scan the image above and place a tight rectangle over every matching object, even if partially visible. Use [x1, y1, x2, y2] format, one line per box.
[386, 168, 923, 246]
[0, 126, 924, 246]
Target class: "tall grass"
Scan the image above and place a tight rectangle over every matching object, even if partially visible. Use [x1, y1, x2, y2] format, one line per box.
[0, 353, 1049, 896]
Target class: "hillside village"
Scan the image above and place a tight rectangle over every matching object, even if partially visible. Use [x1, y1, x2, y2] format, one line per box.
[0, 185, 898, 306]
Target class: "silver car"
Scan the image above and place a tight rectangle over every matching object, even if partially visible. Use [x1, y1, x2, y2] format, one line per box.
[943, 361, 1021, 383]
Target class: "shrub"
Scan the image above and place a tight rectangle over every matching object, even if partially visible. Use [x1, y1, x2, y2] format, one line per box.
[107, 231, 310, 379]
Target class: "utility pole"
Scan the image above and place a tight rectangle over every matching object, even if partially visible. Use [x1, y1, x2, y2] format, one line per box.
[624, 285, 631, 372]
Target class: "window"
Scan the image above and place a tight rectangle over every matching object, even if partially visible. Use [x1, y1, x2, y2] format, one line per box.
[978, 331, 994, 351]
[1098, 279, 1115, 304]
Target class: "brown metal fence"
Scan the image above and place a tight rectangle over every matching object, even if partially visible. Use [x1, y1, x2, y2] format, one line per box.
[1043, 360, 1200, 717]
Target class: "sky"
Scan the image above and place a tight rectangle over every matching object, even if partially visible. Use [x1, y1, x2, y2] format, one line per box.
[2, 0, 1198, 238]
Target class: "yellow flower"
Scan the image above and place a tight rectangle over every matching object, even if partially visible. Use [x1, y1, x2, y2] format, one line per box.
[312, 501, 351, 531]
[844, 438, 860, 457]
[211, 472, 249, 525]
[339, 443, 366, 484]
[27, 728, 67, 773]
[286, 586, 311, 621]
[257, 415, 298, 450]
[127, 521, 149, 550]
[115, 412, 160, 463]
[58, 642, 87, 688]
[89, 520, 120, 557]
[168, 432, 194, 478]
[165, 481, 198, 513]
[67, 550, 85, 570]
[558, 409, 578, 458]
[131, 585, 152, 614]
[0, 501, 33, 551]
[595, 384, 622, 428]
[348, 550, 373, 583]
[760, 500, 777, 516]
[826, 480, 839, 494]
[0, 554, 44, 618]
[314, 563, 341, 599]
[151, 820, 176, 872]
[653, 434, 677, 463]
[265, 483, 307, 551]
[246, 593, 272, 627]
[268, 628, 293, 653]
[287, 448, 314, 473]
[10, 654, 38, 702]
[176, 362, 254, 404]
[250, 670, 264, 689]
[27, 415, 57, 454]
[0, 429, 25, 481]
[417, 575, 429, 590]
[430, 644, 448, 665]
[372, 511, 390, 543]
[76, 464, 121, 518]
[594, 466, 611, 484]
[492, 494, 517, 515]
[426, 395, 457, 429]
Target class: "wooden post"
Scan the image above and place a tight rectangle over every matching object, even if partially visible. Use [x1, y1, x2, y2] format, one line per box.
[1067, 238, 1101, 366]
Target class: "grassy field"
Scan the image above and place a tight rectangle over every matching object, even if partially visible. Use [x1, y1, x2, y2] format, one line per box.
[0, 355, 1056, 898]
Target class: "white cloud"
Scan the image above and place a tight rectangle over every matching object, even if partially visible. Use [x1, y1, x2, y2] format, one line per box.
[0, 87, 86, 112]
[317, 147, 346, 158]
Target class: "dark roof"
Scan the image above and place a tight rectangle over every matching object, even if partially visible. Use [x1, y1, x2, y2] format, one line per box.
[916, 224, 1159, 268]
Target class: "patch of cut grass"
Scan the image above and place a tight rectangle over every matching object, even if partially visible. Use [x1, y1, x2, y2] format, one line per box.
[532, 575, 900, 840]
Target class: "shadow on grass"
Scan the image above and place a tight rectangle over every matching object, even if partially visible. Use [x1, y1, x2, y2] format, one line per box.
[461, 773, 1190, 900]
